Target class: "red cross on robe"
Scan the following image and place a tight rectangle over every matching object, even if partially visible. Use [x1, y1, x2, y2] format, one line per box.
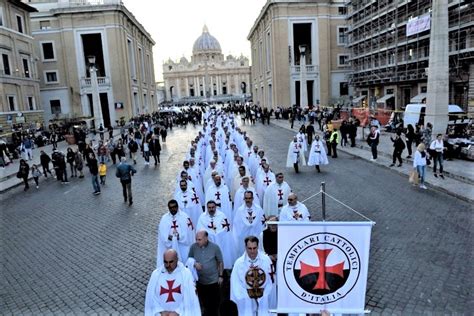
[159, 280, 182, 302]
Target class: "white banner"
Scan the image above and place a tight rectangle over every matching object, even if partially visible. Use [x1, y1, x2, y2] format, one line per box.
[406, 14, 431, 37]
[276, 221, 373, 314]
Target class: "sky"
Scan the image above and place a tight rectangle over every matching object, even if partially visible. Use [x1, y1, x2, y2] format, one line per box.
[122, 0, 268, 81]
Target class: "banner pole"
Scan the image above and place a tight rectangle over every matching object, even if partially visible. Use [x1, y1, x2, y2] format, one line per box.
[321, 182, 326, 221]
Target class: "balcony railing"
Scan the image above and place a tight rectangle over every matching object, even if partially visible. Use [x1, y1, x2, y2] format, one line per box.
[80, 76, 111, 88]
[58, 0, 122, 8]
[291, 65, 319, 73]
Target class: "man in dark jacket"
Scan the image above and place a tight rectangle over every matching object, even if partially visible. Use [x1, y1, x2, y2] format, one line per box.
[306, 122, 315, 147]
[149, 134, 161, 165]
[88, 153, 100, 195]
[116, 157, 137, 205]
[389, 132, 405, 167]
[40, 150, 53, 177]
[128, 138, 139, 164]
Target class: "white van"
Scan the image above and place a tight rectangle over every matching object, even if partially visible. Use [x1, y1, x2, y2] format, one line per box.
[403, 104, 465, 128]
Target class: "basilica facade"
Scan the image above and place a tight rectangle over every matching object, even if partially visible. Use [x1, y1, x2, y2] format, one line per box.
[163, 26, 251, 104]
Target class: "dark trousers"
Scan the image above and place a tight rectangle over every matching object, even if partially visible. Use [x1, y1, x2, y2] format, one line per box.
[197, 282, 220, 316]
[331, 142, 338, 158]
[307, 135, 313, 148]
[350, 135, 356, 147]
[152, 154, 160, 164]
[22, 176, 29, 190]
[42, 164, 52, 177]
[293, 162, 299, 173]
[392, 150, 402, 165]
[326, 141, 332, 156]
[371, 143, 378, 159]
[406, 139, 413, 156]
[121, 179, 132, 202]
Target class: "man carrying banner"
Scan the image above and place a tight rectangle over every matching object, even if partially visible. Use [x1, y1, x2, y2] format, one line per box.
[231, 236, 273, 316]
[279, 193, 310, 222]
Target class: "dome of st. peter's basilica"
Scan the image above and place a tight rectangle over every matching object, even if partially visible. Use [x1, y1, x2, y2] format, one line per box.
[192, 25, 222, 54]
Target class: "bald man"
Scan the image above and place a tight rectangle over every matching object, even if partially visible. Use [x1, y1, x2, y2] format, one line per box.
[145, 249, 201, 316]
[279, 193, 310, 222]
[188, 230, 224, 316]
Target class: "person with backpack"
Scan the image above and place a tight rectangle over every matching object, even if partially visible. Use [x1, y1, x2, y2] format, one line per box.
[389, 131, 406, 167]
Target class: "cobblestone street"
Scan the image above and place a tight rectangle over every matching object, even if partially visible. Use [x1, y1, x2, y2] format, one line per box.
[1, 122, 472, 315]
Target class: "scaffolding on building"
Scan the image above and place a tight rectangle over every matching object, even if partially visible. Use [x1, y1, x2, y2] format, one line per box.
[346, 0, 473, 92]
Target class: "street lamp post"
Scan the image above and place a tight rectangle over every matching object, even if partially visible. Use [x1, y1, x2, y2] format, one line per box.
[299, 45, 308, 108]
[87, 55, 104, 131]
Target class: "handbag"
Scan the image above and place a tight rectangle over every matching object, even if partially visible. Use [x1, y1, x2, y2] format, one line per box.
[409, 170, 419, 184]
[16, 171, 22, 179]
[426, 157, 431, 166]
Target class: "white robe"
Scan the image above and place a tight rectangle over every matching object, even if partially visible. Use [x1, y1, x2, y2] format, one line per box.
[263, 182, 292, 217]
[255, 171, 276, 205]
[196, 210, 236, 269]
[307, 139, 329, 166]
[248, 152, 260, 178]
[174, 188, 203, 229]
[279, 201, 311, 221]
[233, 204, 266, 257]
[233, 186, 260, 217]
[286, 141, 307, 167]
[230, 252, 273, 316]
[296, 132, 308, 152]
[145, 262, 201, 316]
[205, 184, 233, 222]
[231, 173, 253, 200]
[157, 211, 193, 268]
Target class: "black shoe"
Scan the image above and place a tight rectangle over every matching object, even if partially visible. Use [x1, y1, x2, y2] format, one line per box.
[397, 164, 402, 167]
[434, 174, 438, 178]
[440, 174, 444, 179]
[129, 200, 133, 206]
[389, 163, 395, 167]
[124, 198, 127, 203]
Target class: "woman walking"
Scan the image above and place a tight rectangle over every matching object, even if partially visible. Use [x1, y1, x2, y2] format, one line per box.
[405, 124, 415, 158]
[413, 143, 428, 190]
[18, 159, 30, 191]
[66, 147, 76, 177]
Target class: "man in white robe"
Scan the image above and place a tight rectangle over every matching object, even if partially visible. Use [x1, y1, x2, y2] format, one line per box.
[174, 180, 203, 228]
[231, 236, 273, 316]
[196, 200, 236, 269]
[205, 174, 233, 222]
[157, 200, 193, 268]
[233, 176, 260, 215]
[145, 249, 201, 316]
[233, 191, 266, 257]
[204, 160, 224, 189]
[255, 163, 275, 205]
[286, 136, 306, 173]
[248, 145, 260, 178]
[263, 173, 292, 217]
[296, 131, 308, 152]
[307, 134, 329, 173]
[231, 165, 253, 199]
[279, 193, 311, 221]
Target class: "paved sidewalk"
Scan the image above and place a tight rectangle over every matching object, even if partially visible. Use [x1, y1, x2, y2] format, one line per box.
[271, 119, 474, 203]
[0, 132, 120, 193]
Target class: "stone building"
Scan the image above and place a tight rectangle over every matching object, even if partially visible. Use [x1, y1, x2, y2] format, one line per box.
[347, 0, 473, 112]
[163, 26, 251, 104]
[28, 0, 157, 128]
[0, 0, 42, 133]
[248, 0, 352, 109]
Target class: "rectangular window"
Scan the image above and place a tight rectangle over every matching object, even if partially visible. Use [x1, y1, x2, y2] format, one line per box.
[27, 96, 35, 110]
[138, 47, 145, 81]
[338, 54, 350, 67]
[127, 38, 136, 78]
[40, 20, 51, 30]
[2, 54, 10, 75]
[421, 86, 427, 93]
[340, 82, 349, 96]
[337, 27, 348, 45]
[22, 58, 30, 78]
[41, 42, 55, 60]
[266, 32, 271, 71]
[8, 96, 16, 111]
[338, 7, 347, 15]
[45, 71, 58, 83]
[50, 100, 61, 114]
[16, 15, 24, 33]
[0, 7, 4, 27]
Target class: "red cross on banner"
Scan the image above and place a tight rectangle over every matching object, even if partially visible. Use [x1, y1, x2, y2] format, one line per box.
[159, 280, 182, 302]
[299, 248, 344, 290]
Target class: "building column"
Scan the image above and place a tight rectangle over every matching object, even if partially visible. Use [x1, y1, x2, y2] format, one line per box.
[425, 0, 449, 135]
[185, 77, 189, 97]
